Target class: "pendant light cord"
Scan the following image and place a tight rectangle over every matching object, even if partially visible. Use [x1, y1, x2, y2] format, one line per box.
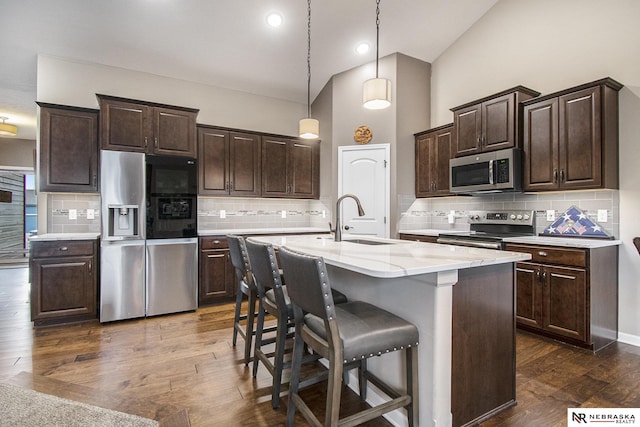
[306, 0, 312, 118]
[375, 0, 381, 78]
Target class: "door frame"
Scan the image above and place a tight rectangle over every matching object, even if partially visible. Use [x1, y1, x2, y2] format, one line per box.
[338, 143, 390, 238]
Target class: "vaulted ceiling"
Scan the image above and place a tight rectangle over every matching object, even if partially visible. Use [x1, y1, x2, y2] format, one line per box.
[0, 0, 498, 140]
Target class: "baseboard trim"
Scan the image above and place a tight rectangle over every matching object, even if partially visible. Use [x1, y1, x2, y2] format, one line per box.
[618, 332, 640, 348]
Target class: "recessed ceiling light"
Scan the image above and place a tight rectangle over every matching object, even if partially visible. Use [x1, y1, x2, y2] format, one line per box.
[266, 12, 283, 27]
[356, 42, 370, 55]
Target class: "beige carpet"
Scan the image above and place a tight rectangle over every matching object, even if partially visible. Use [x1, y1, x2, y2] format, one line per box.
[0, 382, 158, 427]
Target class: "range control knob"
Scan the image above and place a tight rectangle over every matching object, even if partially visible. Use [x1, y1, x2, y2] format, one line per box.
[469, 215, 480, 221]
[510, 214, 516, 220]
[523, 214, 530, 220]
[517, 214, 523, 220]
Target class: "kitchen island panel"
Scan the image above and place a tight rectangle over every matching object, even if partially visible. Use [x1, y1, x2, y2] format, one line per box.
[325, 265, 457, 427]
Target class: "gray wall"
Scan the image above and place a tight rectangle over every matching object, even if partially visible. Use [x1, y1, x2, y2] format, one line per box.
[0, 138, 35, 170]
[37, 55, 306, 137]
[314, 53, 430, 231]
[430, 0, 640, 343]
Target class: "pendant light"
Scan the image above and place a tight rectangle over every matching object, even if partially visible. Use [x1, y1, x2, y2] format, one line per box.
[363, 0, 391, 110]
[0, 117, 18, 136]
[299, 0, 319, 139]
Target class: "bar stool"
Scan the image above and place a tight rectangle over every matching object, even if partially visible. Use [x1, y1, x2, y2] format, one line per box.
[279, 246, 419, 427]
[246, 238, 348, 409]
[227, 234, 260, 365]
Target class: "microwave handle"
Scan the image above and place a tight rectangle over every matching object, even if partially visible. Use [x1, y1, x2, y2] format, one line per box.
[488, 159, 495, 185]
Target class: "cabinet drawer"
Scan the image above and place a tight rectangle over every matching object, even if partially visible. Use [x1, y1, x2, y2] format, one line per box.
[505, 244, 586, 267]
[200, 237, 229, 250]
[31, 240, 95, 258]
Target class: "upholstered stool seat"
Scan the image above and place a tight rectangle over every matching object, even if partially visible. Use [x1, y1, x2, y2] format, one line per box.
[279, 246, 419, 427]
[304, 300, 418, 363]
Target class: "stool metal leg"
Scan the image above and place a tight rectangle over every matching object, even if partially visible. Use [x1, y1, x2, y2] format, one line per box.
[286, 323, 305, 427]
[243, 290, 257, 365]
[407, 345, 419, 427]
[252, 300, 266, 378]
[270, 310, 288, 408]
[232, 285, 244, 346]
[326, 350, 344, 426]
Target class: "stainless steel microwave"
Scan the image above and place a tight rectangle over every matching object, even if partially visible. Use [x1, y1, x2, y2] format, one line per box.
[449, 148, 522, 193]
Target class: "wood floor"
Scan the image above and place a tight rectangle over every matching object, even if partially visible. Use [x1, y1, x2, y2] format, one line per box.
[1, 266, 639, 426]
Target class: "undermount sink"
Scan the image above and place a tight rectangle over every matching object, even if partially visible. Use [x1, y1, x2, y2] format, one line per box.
[315, 236, 394, 245]
[343, 238, 395, 246]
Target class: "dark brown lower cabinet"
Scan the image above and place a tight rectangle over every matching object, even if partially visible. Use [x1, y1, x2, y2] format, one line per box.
[198, 237, 235, 306]
[505, 243, 618, 351]
[30, 240, 98, 327]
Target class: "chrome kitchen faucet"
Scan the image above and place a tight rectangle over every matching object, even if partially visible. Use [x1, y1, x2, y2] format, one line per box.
[332, 194, 365, 242]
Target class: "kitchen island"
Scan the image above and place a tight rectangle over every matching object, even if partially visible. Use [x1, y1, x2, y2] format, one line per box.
[251, 235, 531, 427]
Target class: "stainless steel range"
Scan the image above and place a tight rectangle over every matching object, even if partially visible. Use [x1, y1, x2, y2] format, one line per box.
[437, 210, 535, 250]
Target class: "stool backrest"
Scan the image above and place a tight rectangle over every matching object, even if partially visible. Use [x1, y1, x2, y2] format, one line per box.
[246, 238, 286, 308]
[278, 246, 335, 322]
[226, 234, 254, 289]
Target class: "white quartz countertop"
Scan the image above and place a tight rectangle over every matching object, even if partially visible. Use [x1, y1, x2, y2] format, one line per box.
[29, 233, 101, 242]
[503, 235, 622, 248]
[250, 235, 531, 278]
[199, 227, 330, 237]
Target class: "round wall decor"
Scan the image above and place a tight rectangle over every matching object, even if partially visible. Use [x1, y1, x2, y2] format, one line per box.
[353, 125, 372, 144]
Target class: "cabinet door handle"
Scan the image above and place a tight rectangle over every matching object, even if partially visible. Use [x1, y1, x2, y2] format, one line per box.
[154, 137, 158, 148]
[553, 169, 558, 183]
[88, 261, 92, 274]
[213, 240, 220, 244]
[476, 136, 481, 148]
[560, 169, 565, 182]
[144, 136, 148, 148]
[536, 269, 541, 281]
[92, 174, 97, 188]
[59, 246, 68, 252]
[542, 270, 547, 281]
[538, 251, 547, 257]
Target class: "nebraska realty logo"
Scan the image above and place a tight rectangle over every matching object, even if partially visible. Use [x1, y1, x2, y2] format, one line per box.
[568, 408, 638, 425]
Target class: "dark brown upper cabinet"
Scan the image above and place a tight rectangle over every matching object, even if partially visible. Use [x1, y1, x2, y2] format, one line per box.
[198, 126, 261, 197]
[37, 102, 99, 193]
[522, 78, 622, 192]
[97, 94, 198, 158]
[451, 87, 540, 157]
[261, 136, 320, 199]
[415, 124, 453, 197]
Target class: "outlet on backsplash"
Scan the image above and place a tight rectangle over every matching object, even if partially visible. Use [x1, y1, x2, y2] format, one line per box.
[598, 209, 608, 222]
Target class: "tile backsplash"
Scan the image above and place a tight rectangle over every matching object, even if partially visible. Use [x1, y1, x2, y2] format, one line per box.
[48, 193, 101, 233]
[45, 194, 333, 234]
[47, 190, 619, 239]
[398, 189, 620, 238]
[197, 197, 332, 231]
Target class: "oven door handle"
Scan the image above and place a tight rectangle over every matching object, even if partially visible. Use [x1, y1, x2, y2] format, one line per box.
[436, 237, 502, 250]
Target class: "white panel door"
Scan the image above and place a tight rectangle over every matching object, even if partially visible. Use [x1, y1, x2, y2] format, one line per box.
[338, 144, 389, 237]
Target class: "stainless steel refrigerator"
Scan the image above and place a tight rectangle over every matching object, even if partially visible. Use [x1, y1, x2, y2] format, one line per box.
[100, 150, 198, 323]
